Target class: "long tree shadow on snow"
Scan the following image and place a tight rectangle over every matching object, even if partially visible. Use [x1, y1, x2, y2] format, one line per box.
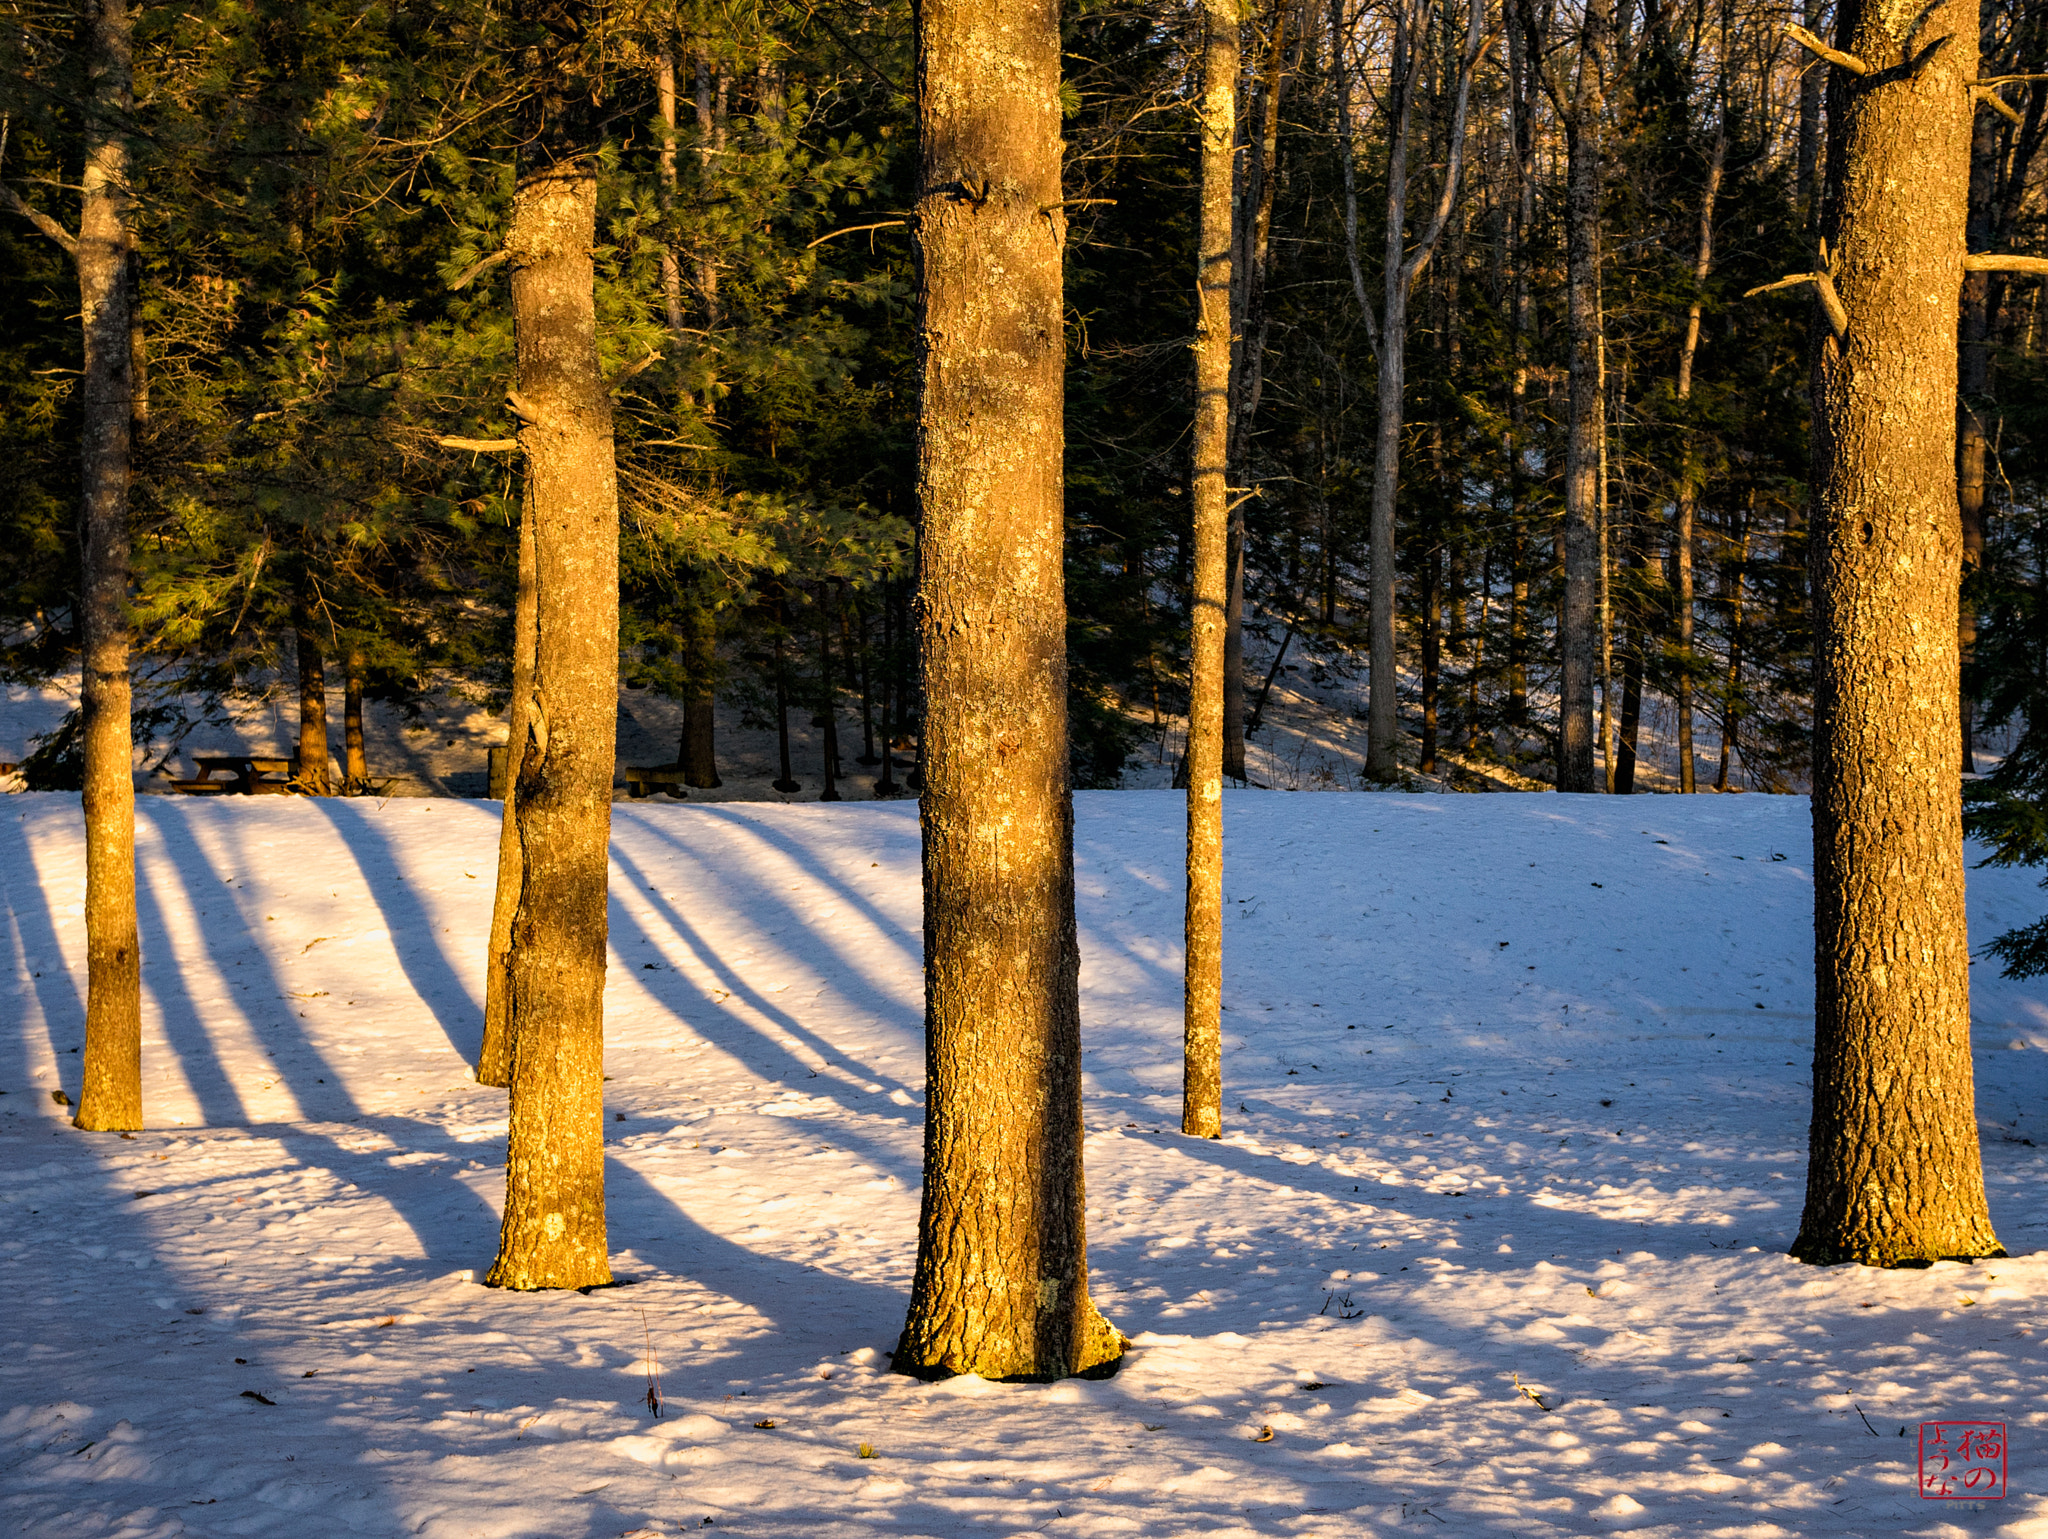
[618, 809, 926, 1067]
[0, 807, 87, 1097]
[303, 798, 486, 1063]
[607, 843, 923, 1108]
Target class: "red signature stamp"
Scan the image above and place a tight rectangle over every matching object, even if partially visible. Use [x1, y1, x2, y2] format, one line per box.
[1919, 1422, 2007, 1500]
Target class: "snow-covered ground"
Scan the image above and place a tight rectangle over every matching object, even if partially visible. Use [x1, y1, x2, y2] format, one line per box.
[5, 791, 2048, 1538]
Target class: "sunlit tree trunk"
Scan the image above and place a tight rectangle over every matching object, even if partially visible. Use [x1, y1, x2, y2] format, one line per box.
[294, 597, 332, 794]
[1184, 0, 1236, 1141]
[70, 0, 142, 1132]
[488, 7, 620, 1287]
[343, 649, 367, 792]
[1791, 0, 2001, 1266]
[896, 0, 1122, 1382]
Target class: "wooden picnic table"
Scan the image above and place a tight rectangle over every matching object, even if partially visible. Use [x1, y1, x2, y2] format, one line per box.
[171, 755, 299, 795]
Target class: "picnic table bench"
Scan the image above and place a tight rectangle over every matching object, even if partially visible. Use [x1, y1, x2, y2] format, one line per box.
[621, 763, 687, 799]
[170, 755, 299, 795]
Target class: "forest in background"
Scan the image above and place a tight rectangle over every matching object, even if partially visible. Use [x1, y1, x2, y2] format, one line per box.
[5, 0, 2048, 796]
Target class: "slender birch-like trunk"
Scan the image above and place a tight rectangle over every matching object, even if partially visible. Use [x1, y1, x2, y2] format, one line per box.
[896, 0, 1122, 1382]
[1363, 0, 1487, 781]
[1184, 0, 1237, 1141]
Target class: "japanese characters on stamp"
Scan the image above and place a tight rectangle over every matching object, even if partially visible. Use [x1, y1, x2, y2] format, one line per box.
[1919, 1422, 2007, 1501]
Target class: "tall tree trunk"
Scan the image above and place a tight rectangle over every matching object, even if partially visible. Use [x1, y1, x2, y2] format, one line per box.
[294, 596, 331, 794]
[896, 0, 1122, 1382]
[1185, 0, 1236, 1141]
[1224, 1, 1296, 782]
[71, 0, 141, 1133]
[1419, 543, 1442, 774]
[1796, 0, 1827, 223]
[343, 649, 367, 792]
[818, 586, 842, 801]
[693, 56, 724, 334]
[478, 493, 537, 1089]
[875, 588, 900, 795]
[1791, 0, 2000, 1266]
[1672, 30, 1729, 794]
[1615, 536, 1644, 793]
[772, 630, 800, 792]
[1364, 0, 1486, 781]
[656, 47, 686, 345]
[487, 51, 621, 1287]
[1504, 0, 1535, 730]
[1958, 88, 1998, 775]
[1555, 0, 1611, 793]
[856, 598, 879, 765]
[1714, 519, 1746, 792]
[680, 604, 720, 787]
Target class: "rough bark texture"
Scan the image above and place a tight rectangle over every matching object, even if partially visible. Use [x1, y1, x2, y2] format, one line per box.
[1792, 0, 2001, 1267]
[72, 0, 141, 1134]
[478, 495, 537, 1089]
[1184, 0, 1235, 1143]
[487, 161, 619, 1292]
[294, 604, 331, 793]
[1556, 0, 1610, 793]
[896, 0, 1121, 1382]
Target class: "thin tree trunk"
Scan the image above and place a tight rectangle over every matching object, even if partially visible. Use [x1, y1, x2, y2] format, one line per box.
[857, 598, 879, 765]
[1615, 534, 1644, 793]
[487, 86, 621, 1289]
[478, 494, 537, 1089]
[1185, 0, 1236, 1142]
[1958, 89, 1997, 775]
[1363, 9, 1419, 782]
[294, 597, 331, 794]
[1796, 0, 1826, 223]
[343, 649, 367, 792]
[875, 588, 900, 795]
[1714, 522, 1745, 792]
[1599, 335, 1614, 793]
[1420, 543, 1442, 775]
[693, 57, 724, 334]
[773, 632, 799, 792]
[1505, 0, 1535, 730]
[1365, 0, 1486, 781]
[1224, 0, 1296, 783]
[656, 48, 686, 345]
[71, 0, 141, 1133]
[1672, 40, 1728, 794]
[1792, 0, 2000, 1265]
[896, 0, 1122, 1382]
[1555, 0, 1611, 793]
[680, 605, 720, 787]
[818, 585, 842, 801]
